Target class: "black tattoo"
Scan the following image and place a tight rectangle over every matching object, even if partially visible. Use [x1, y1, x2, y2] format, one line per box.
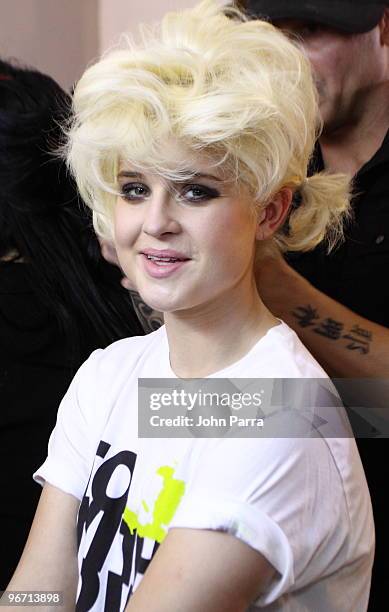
[314, 318, 344, 340]
[129, 291, 163, 333]
[291, 305, 372, 355]
[291, 305, 320, 327]
[342, 325, 372, 355]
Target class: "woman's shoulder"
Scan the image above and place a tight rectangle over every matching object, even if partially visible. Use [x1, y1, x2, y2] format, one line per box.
[90, 324, 166, 368]
[35, 326, 169, 498]
[99, 324, 166, 359]
[74, 325, 167, 398]
[261, 321, 329, 378]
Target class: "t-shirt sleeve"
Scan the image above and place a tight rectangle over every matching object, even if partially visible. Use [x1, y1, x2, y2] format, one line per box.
[168, 436, 349, 606]
[33, 349, 104, 500]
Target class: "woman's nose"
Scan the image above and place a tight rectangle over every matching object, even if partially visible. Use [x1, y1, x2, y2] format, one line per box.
[142, 190, 181, 237]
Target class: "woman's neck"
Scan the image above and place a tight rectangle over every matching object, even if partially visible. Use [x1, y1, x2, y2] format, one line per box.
[164, 279, 279, 378]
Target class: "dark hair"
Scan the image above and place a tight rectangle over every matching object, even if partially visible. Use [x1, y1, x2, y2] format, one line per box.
[0, 59, 143, 361]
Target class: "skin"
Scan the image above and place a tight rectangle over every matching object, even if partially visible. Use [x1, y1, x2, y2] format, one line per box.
[277, 19, 389, 136]
[3, 155, 292, 610]
[114, 166, 259, 316]
[1, 484, 79, 612]
[114, 152, 291, 377]
[2, 483, 274, 612]
[276, 12, 389, 174]
[255, 11, 389, 381]
[98, 237, 163, 332]
[125, 528, 275, 612]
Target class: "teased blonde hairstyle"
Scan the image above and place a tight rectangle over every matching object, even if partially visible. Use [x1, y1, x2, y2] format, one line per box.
[66, 0, 350, 252]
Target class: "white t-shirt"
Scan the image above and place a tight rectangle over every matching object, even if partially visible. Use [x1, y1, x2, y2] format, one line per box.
[34, 321, 374, 611]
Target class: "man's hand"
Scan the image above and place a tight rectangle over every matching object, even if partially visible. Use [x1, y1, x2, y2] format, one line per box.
[255, 251, 299, 317]
[99, 238, 120, 267]
[98, 238, 163, 331]
[98, 238, 134, 290]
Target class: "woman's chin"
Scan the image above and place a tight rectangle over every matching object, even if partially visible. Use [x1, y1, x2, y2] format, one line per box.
[137, 291, 180, 315]
[138, 289, 198, 316]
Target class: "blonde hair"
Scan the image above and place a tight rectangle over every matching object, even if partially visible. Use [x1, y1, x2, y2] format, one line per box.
[66, 0, 350, 252]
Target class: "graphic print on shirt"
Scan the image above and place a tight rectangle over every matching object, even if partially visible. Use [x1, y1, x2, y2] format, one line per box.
[76, 440, 186, 611]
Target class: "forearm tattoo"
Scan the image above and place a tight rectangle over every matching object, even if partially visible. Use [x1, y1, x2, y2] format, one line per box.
[292, 304, 373, 355]
[129, 291, 163, 333]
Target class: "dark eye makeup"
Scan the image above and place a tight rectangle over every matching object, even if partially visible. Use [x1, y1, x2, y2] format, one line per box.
[120, 182, 151, 200]
[179, 184, 221, 202]
[119, 181, 220, 203]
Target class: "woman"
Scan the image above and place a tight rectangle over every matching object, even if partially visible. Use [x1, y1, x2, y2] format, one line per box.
[4, 2, 374, 610]
[0, 60, 143, 587]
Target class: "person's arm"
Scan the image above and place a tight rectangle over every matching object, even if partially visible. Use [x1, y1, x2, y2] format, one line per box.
[256, 254, 389, 378]
[125, 527, 275, 612]
[1, 483, 79, 612]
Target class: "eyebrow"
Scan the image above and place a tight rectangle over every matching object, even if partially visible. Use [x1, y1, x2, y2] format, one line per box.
[117, 170, 222, 182]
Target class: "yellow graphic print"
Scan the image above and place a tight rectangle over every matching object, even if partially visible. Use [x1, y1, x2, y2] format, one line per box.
[122, 466, 186, 543]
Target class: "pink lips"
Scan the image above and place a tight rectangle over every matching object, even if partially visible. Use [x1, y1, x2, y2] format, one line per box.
[140, 248, 190, 279]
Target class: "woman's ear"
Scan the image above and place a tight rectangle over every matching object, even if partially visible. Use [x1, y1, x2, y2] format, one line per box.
[255, 188, 293, 241]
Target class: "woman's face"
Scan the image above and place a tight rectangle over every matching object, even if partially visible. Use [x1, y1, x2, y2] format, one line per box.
[113, 154, 259, 314]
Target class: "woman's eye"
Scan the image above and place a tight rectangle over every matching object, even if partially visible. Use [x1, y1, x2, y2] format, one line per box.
[181, 184, 219, 202]
[120, 182, 150, 200]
